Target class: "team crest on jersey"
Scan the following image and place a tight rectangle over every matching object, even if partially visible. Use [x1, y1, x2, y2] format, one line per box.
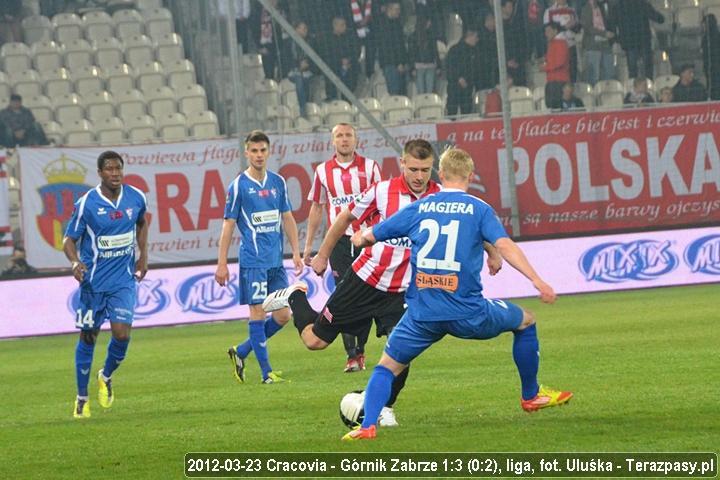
[271, 187, 277, 197]
[36, 155, 92, 251]
[125, 207, 134, 219]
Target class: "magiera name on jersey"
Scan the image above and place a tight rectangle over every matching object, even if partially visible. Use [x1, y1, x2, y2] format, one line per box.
[418, 201, 475, 215]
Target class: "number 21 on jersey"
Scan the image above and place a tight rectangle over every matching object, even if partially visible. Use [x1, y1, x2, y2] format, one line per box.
[417, 219, 461, 272]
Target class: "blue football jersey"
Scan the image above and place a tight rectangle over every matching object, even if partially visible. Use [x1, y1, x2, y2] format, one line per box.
[223, 170, 292, 268]
[373, 188, 508, 321]
[65, 185, 147, 292]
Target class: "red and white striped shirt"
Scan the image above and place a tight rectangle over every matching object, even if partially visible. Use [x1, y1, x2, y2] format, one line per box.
[350, 176, 441, 293]
[307, 153, 381, 235]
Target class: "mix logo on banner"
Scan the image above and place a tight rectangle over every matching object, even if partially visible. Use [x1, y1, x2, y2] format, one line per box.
[578, 240, 679, 283]
[37, 156, 93, 251]
[684, 234, 720, 274]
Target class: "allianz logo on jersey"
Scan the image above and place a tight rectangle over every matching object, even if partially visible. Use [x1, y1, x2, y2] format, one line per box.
[330, 194, 360, 207]
[176, 272, 238, 313]
[251, 209, 279, 225]
[381, 236, 412, 248]
[579, 240, 678, 283]
[684, 234, 720, 275]
[97, 231, 134, 250]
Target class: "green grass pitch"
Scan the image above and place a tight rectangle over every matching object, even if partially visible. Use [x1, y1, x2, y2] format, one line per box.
[1, 284, 718, 479]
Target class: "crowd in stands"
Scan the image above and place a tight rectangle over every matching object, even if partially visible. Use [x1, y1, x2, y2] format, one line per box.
[232, 0, 720, 117]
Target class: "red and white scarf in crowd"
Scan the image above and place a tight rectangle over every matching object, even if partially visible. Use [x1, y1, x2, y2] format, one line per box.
[351, 0, 372, 38]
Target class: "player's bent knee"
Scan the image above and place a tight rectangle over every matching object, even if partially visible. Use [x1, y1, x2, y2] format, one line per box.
[80, 329, 98, 345]
[517, 309, 536, 330]
[273, 308, 291, 325]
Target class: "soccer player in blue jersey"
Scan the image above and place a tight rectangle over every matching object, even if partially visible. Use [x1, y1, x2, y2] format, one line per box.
[215, 130, 303, 384]
[63, 150, 149, 419]
[343, 148, 573, 440]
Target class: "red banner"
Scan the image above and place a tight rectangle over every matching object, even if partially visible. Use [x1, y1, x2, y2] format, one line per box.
[437, 103, 720, 237]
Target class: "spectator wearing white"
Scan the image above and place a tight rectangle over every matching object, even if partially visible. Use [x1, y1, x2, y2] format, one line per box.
[581, 0, 615, 85]
[544, 0, 580, 82]
[624, 77, 655, 105]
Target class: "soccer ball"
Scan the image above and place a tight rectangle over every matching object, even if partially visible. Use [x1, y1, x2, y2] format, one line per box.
[339, 390, 365, 428]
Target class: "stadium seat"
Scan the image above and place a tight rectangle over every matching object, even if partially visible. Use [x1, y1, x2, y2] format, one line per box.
[10, 69, 43, 98]
[165, 59, 196, 89]
[323, 100, 353, 125]
[383, 95, 413, 124]
[93, 37, 125, 69]
[675, 6, 702, 35]
[293, 117, 313, 133]
[242, 53, 265, 82]
[147, 86, 177, 117]
[123, 35, 155, 66]
[25, 94, 53, 122]
[654, 74, 680, 92]
[113, 9, 145, 39]
[355, 97, 383, 127]
[157, 112, 187, 141]
[117, 89, 146, 118]
[177, 84, 207, 115]
[145, 8, 174, 39]
[445, 13, 463, 48]
[253, 79, 280, 112]
[308, 76, 327, 103]
[574, 82, 595, 107]
[136, 0, 163, 9]
[22, 15, 53, 44]
[265, 105, 293, 131]
[82, 10, 114, 41]
[304, 102, 322, 127]
[31, 40, 63, 73]
[370, 72, 389, 99]
[137, 61, 166, 92]
[84, 90, 115, 122]
[52, 13, 83, 44]
[0, 77, 10, 99]
[188, 110, 219, 139]
[96, 116, 125, 145]
[414, 93, 443, 120]
[625, 77, 655, 95]
[74, 66, 104, 95]
[593, 80, 624, 108]
[53, 93, 85, 124]
[41, 68, 73, 96]
[42, 120, 63, 144]
[593, 79, 623, 96]
[63, 38, 94, 71]
[126, 114, 156, 142]
[1, 42, 32, 72]
[508, 87, 534, 114]
[65, 119, 95, 145]
[105, 63, 136, 94]
[155, 33, 184, 63]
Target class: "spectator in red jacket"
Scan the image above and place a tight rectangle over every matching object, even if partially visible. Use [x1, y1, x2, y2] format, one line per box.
[484, 75, 514, 117]
[543, 22, 569, 109]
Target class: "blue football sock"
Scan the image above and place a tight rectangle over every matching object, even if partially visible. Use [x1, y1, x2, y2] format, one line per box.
[513, 324, 540, 400]
[236, 317, 283, 359]
[75, 340, 95, 397]
[248, 320, 272, 379]
[361, 365, 395, 428]
[103, 336, 130, 378]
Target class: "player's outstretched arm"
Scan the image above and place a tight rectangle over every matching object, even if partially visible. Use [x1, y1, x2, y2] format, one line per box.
[484, 241, 503, 276]
[311, 208, 357, 275]
[62, 236, 87, 282]
[282, 211, 303, 275]
[495, 237, 556, 304]
[215, 218, 236, 286]
[134, 213, 149, 281]
[302, 202, 323, 265]
[350, 227, 376, 250]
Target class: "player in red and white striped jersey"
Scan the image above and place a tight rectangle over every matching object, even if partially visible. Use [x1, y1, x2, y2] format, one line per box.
[263, 139, 440, 427]
[303, 123, 382, 373]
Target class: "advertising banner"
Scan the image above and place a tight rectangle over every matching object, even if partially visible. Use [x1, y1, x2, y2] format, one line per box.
[19, 124, 436, 269]
[436, 103, 720, 237]
[0, 150, 12, 255]
[0, 259, 334, 339]
[1, 226, 717, 339]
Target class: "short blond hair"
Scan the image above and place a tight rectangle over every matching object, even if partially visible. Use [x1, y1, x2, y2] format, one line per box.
[331, 123, 357, 138]
[439, 148, 474, 180]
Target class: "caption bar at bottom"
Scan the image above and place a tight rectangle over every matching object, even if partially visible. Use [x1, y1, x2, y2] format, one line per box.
[185, 452, 717, 478]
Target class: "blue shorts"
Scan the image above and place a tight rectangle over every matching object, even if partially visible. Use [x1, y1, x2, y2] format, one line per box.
[385, 298, 524, 365]
[75, 286, 136, 331]
[239, 266, 289, 305]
